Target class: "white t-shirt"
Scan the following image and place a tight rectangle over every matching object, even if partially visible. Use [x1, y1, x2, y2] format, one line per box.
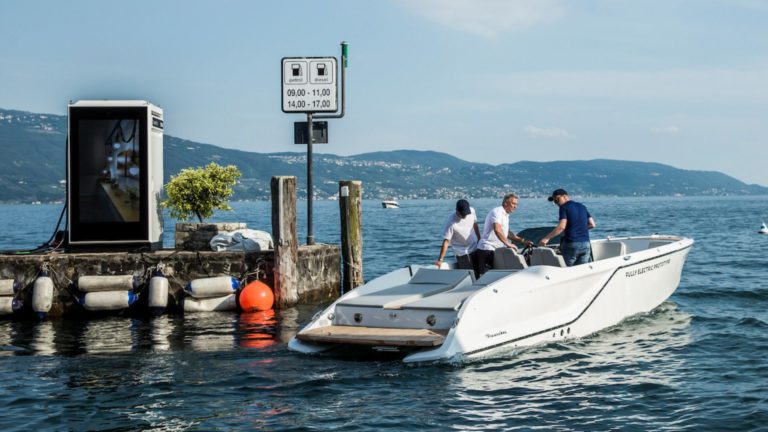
[440, 207, 478, 256]
[478, 206, 509, 251]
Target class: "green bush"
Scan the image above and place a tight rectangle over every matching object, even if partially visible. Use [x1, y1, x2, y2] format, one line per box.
[162, 162, 241, 223]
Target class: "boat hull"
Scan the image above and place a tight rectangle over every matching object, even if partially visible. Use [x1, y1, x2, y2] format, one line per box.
[289, 236, 694, 363]
[406, 238, 691, 362]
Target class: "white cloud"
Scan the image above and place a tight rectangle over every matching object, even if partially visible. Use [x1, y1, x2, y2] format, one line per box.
[395, 0, 564, 38]
[651, 126, 680, 135]
[525, 125, 570, 139]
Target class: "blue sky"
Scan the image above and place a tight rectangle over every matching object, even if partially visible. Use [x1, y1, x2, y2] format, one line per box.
[2, 0, 767, 185]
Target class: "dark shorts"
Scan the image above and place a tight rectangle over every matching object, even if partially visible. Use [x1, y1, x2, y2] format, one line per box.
[456, 250, 481, 278]
[475, 249, 495, 276]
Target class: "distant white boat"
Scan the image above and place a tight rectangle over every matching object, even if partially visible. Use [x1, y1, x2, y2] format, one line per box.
[759, 222, 768, 234]
[381, 199, 399, 209]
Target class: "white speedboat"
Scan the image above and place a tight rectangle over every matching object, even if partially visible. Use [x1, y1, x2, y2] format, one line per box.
[381, 199, 399, 209]
[289, 235, 693, 363]
[759, 222, 768, 234]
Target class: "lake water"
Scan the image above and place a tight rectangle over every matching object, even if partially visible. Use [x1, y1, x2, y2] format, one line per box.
[0, 196, 766, 431]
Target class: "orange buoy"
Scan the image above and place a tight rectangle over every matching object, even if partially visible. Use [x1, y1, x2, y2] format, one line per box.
[239, 280, 274, 312]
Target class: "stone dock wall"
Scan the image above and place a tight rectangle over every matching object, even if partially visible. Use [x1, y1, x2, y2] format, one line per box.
[0, 176, 361, 319]
[296, 244, 342, 304]
[0, 244, 340, 318]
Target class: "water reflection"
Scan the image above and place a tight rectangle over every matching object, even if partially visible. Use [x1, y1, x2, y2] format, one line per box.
[0, 307, 310, 356]
[81, 318, 136, 354]
[448, 302, 693, 426]
[0, 321, 13, 356]
[276, 307, 301, 343]
[277, 303, 332, 344]
[150, 315, 175, 352]
[238, 310, 278, 349]
[183, 312, 237, 352]
[31, 320, 56, 355]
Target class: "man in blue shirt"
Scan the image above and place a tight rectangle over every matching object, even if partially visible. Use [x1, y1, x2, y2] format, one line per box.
[538, 189, 596, 266]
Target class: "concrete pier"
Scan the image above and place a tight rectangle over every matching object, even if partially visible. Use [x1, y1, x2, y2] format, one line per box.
[0, 174, 355, 319]
[0, 245, 339, 317]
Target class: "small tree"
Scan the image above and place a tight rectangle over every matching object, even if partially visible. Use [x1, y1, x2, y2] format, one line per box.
[162, 162, 241, 223]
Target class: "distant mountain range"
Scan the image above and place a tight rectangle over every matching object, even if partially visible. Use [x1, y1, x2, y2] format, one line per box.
[1, 107, 766, 203]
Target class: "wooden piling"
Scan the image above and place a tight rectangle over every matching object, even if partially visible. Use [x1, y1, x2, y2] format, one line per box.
[339, 180, 364, 292]
[271, 176, 298, 308]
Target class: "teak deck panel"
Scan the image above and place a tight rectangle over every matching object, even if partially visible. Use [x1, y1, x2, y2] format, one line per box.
[297, 326, 448, 347]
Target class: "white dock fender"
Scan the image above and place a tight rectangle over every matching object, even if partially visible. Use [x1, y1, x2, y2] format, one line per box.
[79, 291, 139, 311]
[183, 293, 237, 312]
[185, 276, 239, 298]
[77, 275, 137, 293]
[32, 272, 54, 317]
[148, 271, 169, 311]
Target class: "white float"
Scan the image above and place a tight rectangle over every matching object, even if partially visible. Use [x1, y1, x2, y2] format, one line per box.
[0, 279, 19, 296]
[32, 273, 54, 316]
[183, 293, 237, 312]
[184, 276, 238, 298]
[0, 297, 17, 315]
[77, 275, 137, 292]
[80, 291, 139, 311]
[148, 272, 169, 311]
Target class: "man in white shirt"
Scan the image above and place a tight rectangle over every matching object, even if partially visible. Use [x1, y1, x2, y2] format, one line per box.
[434, 199, 481, 276]
[476, 193, 532, 275]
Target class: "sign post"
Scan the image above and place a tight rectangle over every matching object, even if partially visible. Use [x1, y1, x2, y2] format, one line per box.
[281, 42, 347, 245]
[306, 112, 313, 243]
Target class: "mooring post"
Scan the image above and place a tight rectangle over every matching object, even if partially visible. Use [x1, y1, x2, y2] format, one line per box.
[339, 180, 363, 292]
[271, 176, 298, 308]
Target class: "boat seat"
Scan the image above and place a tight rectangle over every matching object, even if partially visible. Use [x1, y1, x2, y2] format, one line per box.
[408, 268, 475, 285]
[338, 268, 475, 310]
[403, 271, 516, 311]
[530, 247, 566, 267]
[493, 247, 528, 270]
[400, 283, 477, 311]
[591, 241, 626, 261]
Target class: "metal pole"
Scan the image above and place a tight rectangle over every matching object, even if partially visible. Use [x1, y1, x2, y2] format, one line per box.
[315, 41, 347, 120]
[306, 112, 314, 245]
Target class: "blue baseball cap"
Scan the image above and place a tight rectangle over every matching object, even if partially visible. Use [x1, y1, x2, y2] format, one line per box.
[547, 189, 568, 202]
[456, 199, 471, 217]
